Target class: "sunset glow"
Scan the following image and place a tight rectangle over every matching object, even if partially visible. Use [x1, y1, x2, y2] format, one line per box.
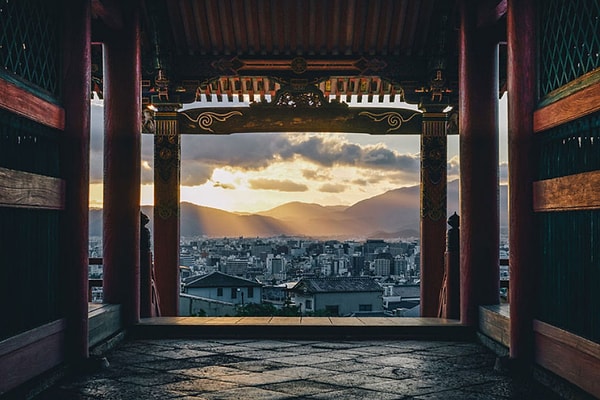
[89, 96, 507, 213]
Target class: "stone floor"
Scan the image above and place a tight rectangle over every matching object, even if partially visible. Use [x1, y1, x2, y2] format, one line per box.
[34, 339, 562, 399]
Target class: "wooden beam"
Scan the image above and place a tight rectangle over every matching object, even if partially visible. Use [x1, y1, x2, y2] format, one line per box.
[0, 319, 66, 394]
[0, 167, 65, 210]
[533, 171, 600, 212]
[534, 72, 600, 133]
[0, 78, 65, 130]
[178, 106, 424, 135]
[534, 320, 600, 398]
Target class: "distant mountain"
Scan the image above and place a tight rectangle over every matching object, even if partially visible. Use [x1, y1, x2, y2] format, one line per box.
[90, 180, 507, 239]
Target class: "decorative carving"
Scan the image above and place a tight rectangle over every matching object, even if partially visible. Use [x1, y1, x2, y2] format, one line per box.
[142, 109, 156, 133]
[354, 57, 387, 74]
[421, 133, 447, 221]
[358, 111, 420, 133]
[291, 57, 308, 74]
[180, 111, 243, 133]
[260, 83, 334, 109]
[274, 90, 324, 108]
[209, 56, 388, 76]
[154, 133, 179, 183]
[446, 111, 459, 134]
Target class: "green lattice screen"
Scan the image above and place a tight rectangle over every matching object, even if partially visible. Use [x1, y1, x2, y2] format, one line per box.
[536, 111, 600, 343]
[0, 108, 60, 177]
[0, 0, 61, 99]
[537, 111, 600, 180]
[539, 0, 600, 98]
[0, 109, 62, 340]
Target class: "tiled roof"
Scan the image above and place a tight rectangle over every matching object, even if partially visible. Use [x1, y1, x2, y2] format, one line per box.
[184, 271, 262, 288]
[291, 277, 383, 294]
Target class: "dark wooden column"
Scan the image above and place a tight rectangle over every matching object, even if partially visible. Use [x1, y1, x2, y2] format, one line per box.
[61, 0, 91, 361]
[102, 2, 141, 326]
[507, 0, 536, 362]
[153, 103, 181, 316]
[459, 0, 500, 326]
[420, 111, 448, 317]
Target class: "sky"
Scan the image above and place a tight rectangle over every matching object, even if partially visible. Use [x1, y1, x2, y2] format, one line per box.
[90, 94, 508, 213]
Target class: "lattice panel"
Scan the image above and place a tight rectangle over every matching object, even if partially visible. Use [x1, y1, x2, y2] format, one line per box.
[0, 108, 60, 177]
[537, 111, 600, 180]
[539, 0, 600, 98]
[0, 0, 61, 97]
[537, 210, 600, 343]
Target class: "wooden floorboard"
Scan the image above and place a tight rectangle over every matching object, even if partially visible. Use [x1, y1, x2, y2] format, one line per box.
[132, 316, 471, 341]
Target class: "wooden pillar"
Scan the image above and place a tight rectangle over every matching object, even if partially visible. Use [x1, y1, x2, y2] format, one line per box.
[420, 111, 448, 317]
[153, 103, 181, 316]
[507, 0, 536, 362]
[459, 0, 500, 326]
[61, 0, 91, 361]
[102, 2, 141, 326]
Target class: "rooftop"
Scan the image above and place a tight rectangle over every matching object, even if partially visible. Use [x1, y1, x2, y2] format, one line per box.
[184, 271, 263, 288]
[292, 277, 384, 294]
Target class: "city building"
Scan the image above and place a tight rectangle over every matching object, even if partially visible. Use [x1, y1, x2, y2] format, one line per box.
[182, 271, 263, 306]
[290, 277, 384, 316]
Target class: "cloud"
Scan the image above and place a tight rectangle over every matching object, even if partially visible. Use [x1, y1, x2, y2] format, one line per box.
[352, 179, 368, 186]
[447, 155, 460, 180]
[248, 178, 308, 192]
[213, 181, 236, 190]
[302, 169, 332, 181]
[319, 183, 346, 193]
[177, 133, 421, 186]
[180, 160, 215, 186]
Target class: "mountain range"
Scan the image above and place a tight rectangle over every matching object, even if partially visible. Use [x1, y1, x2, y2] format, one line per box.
[90, 180, 508, 240]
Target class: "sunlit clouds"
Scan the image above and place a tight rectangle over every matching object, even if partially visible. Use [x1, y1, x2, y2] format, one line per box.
[89, 95, 508, 212]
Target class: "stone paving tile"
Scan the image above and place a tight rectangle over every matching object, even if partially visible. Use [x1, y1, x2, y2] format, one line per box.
[131, 357, 201, 372]
[306, 387, 404, 399]
[169, 365, 250, 379]
[258, 380, 342, 397]
[33, 339, 563, 400]
[274, 353, 342, 366]
[310, 372, 399, 389]
[160, 377, 240, 393]
[265, 365, 332, 379]
[411, 389, 508, 399]
[229, 349, 300, 360]
[361, 373, 491, 397]
[213, 371, 298, 386]
[310, 359, 375, 373]
[462, 379, 563, 399]
[234, 340, 307, 349]
[197, 386, 296, 400]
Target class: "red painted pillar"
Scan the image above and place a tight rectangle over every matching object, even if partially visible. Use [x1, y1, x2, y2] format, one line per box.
[507, 0, 536, 362]
[61, 0, 91, 361]
[420, 111, 448, 317]
[102, 2, 141, 326]
[459, 0, 500, 326]
[153, 103, 181, 316]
